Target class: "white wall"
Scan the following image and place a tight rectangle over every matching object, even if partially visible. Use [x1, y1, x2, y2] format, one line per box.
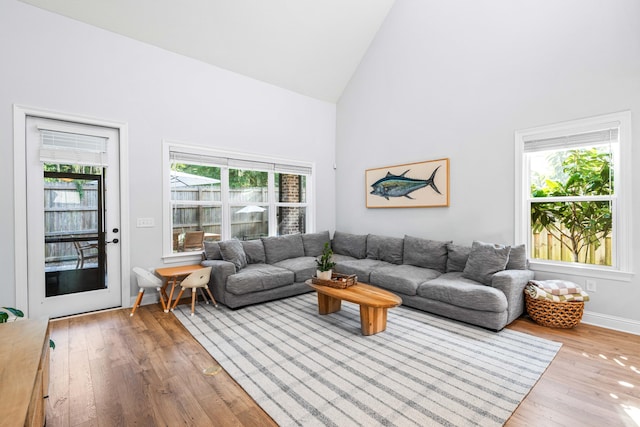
[336, 0, 640, 332]
[0, 0, 336, 306]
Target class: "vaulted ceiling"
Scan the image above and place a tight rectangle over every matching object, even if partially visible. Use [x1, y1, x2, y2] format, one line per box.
[20, 0, 395, 102]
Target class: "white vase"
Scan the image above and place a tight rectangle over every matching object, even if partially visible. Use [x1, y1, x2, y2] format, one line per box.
[317, 269, 332, 280]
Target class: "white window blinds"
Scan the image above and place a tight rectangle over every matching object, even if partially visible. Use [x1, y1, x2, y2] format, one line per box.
[170, 151, 312, 175]
[523, 127, 619, 153]
[39, 129, 108, 166]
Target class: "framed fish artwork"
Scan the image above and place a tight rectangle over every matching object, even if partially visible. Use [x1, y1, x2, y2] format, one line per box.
[366, 158, 449, 208]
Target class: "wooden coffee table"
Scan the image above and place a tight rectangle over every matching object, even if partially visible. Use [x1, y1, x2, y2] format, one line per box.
[306, 280, 402, 335]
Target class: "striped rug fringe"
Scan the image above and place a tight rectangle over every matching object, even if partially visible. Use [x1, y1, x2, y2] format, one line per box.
[174, 293, 561, 426]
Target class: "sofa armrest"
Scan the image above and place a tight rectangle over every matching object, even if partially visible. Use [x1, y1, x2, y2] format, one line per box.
[491, 269, 535, 324]
[201, 259, 236, 306]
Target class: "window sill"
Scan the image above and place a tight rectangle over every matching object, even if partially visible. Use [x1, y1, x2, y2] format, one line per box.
[161, 252, 203, 265]
[529, 260, 634, 282]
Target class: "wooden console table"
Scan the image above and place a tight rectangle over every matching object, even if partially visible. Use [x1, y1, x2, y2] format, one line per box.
[0, 318, 51, 426]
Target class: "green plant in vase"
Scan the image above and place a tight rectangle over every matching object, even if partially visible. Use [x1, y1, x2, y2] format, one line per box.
[316, 242, 336, 280]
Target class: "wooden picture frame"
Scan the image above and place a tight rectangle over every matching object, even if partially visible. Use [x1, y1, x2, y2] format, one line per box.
[366, 158, 449, 208]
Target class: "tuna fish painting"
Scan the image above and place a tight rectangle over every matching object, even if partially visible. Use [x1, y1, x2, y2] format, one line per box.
[370, 166, 441, 200]
[365, 158, 449, 208]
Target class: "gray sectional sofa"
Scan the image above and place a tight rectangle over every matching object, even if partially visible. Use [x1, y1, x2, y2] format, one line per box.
[201, 231, 534, 331]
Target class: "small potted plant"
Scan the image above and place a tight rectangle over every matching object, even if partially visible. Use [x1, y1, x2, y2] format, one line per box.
[316, 242, 336, 281]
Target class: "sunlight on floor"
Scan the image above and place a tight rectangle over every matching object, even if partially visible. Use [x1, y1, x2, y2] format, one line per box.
[621, 404, 640, 427]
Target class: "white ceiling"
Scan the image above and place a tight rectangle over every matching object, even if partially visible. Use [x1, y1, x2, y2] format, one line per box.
[20, 0, 395, 103]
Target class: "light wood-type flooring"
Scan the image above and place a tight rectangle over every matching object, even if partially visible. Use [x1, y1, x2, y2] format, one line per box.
[46, 302, 640, 426]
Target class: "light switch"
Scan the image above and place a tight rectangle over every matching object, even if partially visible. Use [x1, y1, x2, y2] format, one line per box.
[136, 217, 155, 228]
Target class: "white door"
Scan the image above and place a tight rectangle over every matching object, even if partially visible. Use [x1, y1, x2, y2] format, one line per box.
[26, 116, 122, 318]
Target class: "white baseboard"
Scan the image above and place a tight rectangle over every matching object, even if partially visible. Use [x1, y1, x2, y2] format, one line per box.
[582, 310, 640, 335]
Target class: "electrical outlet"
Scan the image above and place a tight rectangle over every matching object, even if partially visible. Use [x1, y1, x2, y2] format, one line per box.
[585, 279, 597, 292]
[136, 217, 155, 228]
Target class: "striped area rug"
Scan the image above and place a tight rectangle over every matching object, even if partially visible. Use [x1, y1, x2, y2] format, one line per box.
[174, 293, 561, 426]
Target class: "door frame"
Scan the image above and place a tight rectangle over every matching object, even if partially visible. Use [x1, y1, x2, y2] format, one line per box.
[13, 105, 130, 316]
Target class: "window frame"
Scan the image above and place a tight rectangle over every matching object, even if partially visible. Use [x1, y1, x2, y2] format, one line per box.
[515, 111, 633, 281]
[162, 141, 315, 263]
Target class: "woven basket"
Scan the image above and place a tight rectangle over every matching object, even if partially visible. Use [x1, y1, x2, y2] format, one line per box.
[524, 293, 584, 328]
[311, 273, 357, 289]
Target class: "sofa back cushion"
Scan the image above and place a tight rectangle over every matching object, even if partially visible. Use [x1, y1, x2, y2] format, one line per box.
[301, 231, 331, 257]
[261, 234, 305, 264]
[204, 241, 222, 260]
[241, 239, 266, 264]
[462, 240, 511, 285]
[366, 234, 404, 264]
[403, 235, 450, 273]
[218, 239, 248, 270]
[332, 231, 367, 259]
[446, 243, 471, 272]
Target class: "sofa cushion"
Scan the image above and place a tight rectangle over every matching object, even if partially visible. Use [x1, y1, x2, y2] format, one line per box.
[241, 239, 266, 264]
[273, 256, 317, 282]
[506, 244, 527, 270]
[204, 241, 222, 260]
[417, 272, 508, 312]
[225, 264, 294, 295]
[302, 231, 331, 257]
[462, 241, 511, 285]
[403, 235, 451, 273]
[446, 243, 471, 272]
[261, 234, 305, 264]
[331, 253, 358, 263]
[370, 264, 441, 296]
[366, 234, 404, 265]
[332, 231, 367, 259]
[334, 259, 389, 283]
[218, 239, 247, 270]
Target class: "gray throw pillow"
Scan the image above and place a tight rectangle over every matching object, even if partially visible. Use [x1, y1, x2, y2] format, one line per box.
[203, 241, 222, 260]
[462, 241, 511, 285]
[403, 235, 451, 273]
[366, 234, 404, 264]
[446, 243, 471, 272]
[332, 231, 367, 259]
[241, 239, 266, 264]
[261, 234, 305, 264]
[218, 239, 248, 270]
[301, 231, 331, 257]
[506, 244, 527, 270]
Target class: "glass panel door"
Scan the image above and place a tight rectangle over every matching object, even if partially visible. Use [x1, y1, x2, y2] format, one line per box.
[43, 171, 105, 297]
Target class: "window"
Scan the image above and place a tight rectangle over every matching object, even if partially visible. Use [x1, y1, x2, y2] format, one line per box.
[164, 142, 314, 258]
[515, 111, 631, 279]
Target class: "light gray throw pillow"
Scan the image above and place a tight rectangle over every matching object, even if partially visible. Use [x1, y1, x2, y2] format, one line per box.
[446, 243, 471, 272]
[218, 239, 248, 270]
[462, 241, 511, 285]
[403, 235, 451, 273]
[203, 241, 222, 260]
[506, 244, 527, 270]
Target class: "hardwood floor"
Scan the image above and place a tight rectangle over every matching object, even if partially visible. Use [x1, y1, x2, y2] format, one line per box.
[46, 303, 640, 427]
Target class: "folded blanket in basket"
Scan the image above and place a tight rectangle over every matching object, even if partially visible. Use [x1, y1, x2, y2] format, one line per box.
[525, 283, 590, 302]
[529, 279, 583, 295]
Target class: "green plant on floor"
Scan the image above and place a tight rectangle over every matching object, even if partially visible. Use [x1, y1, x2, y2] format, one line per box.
[316, 242, 336, 272]
[0, 307, 55, 349]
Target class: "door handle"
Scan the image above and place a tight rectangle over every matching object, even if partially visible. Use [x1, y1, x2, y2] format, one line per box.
[106, 238, 119, 244]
